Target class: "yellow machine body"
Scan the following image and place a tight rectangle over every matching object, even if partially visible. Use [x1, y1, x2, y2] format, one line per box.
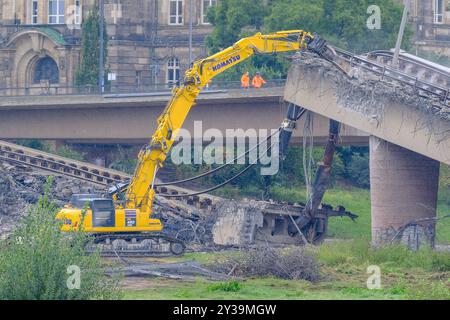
[57, 206, 163, 234]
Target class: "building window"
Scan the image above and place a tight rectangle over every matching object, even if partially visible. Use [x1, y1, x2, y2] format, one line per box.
[33, 56, 59, 84]
[201, 0, 217, 24]
[135, 71, 143, 88]
[167, 57, 180, 86]
[30, 0, 39, 24]
[75, 0, 81, 25]
[169, 0, 183, 25]
[48, 0, 65, 24]
[434, 0, 444, 24]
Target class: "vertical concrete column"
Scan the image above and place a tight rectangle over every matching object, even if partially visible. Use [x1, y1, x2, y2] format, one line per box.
[370, 136, 440, 249]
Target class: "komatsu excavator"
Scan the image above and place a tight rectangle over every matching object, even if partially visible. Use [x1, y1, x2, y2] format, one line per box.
[57, 30, 350, 256]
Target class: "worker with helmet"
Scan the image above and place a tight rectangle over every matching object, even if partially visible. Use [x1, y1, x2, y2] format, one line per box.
[252, 72, 266, 88]
[241, 71, 250, 89]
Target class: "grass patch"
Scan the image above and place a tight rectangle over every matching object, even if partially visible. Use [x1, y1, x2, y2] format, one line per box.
[123, 242, 449, 300]
[207, 281, 243, 292]
[314, 240, 450, 272]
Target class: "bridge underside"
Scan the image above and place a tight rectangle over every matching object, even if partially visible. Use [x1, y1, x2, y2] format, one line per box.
[0, 89, 367, 146]
[285, 62, 449, 248]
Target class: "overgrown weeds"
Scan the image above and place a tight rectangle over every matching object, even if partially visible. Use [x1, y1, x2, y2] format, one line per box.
[314, 240, 450, 272]
[0, 177, 122, 300]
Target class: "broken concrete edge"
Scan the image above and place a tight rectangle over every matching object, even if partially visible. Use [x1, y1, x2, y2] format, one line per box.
[293, 53, 450, 122]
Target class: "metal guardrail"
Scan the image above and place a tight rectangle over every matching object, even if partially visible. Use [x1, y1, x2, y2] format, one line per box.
[334, 48, 450, 107]
[0, 79, 287, 98]
[366, 50, 450, 83]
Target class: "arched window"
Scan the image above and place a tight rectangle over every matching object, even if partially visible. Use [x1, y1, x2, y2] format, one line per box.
[167, 57, 180, 86]
[33, 57, 59, 84]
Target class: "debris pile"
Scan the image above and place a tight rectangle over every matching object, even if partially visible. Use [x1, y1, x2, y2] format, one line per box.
[0, 161, 220, 247]
[0, 162, 101, 237]
[296, 52, 450, 123]
[209, 246, 321, 281]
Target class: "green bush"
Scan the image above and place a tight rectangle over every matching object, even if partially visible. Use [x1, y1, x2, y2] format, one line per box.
[108, 145, 138, 174]
[0, 178, 121, 300]
[207, 281, 243, 292]
[56, 145, 86, 162]
[15, 139, 50, 152]
[346, 154, 370, 188]
[405, 280, 450, 300]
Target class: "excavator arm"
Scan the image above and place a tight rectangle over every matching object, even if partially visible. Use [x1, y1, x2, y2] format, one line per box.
[122, 30, 337, 214]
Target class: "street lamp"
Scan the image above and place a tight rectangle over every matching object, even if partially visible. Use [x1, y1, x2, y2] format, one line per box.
[98, 0, 105, 93]
[392, 4, 408, 68]
[189, 0, 193, 65]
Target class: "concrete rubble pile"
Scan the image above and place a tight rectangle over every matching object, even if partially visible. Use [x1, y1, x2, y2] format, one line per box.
[297, 52, 450, 123]
[0, 162, 102, 237]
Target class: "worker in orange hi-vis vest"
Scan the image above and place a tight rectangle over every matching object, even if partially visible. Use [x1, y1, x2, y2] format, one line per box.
[252, 72, 266, 88]
[241, 71, 250, 89]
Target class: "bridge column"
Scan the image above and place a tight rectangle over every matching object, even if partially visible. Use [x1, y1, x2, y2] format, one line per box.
[370, 136, 440, 249]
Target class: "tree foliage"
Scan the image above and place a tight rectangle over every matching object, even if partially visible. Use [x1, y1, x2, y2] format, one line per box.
[75, 8, 108, 88]
[0, 178, 121, 300]
[206, 0, 411, 80]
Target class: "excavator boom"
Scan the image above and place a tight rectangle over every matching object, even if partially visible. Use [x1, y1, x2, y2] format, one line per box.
[124, 30, 335, 214]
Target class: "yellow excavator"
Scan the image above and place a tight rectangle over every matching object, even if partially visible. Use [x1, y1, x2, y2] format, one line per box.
[57, 30, 349, 256]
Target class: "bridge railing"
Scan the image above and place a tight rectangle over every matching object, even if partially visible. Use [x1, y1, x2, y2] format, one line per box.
[0, 79, 286, 97]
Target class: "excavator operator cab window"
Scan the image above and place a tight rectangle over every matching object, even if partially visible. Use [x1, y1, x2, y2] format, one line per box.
[70, 194, 103, 208]
[91, 199, 115, 228]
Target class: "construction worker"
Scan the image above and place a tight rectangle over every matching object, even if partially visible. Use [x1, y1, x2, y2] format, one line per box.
[252, 72, 266, 88]
[241, 71, 250, 89]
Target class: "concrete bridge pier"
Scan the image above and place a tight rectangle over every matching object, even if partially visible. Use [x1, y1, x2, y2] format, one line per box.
[370, 136, 440, 249]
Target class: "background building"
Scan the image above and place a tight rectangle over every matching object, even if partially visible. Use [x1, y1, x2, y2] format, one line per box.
[0, 0, 216, 94]
[401, 0, 450, 57]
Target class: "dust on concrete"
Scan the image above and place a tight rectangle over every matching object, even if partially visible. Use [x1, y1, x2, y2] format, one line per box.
[295, 52, 450, 127]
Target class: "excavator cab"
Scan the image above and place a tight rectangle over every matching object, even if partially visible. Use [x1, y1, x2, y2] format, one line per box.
[91, 199, 115, 228]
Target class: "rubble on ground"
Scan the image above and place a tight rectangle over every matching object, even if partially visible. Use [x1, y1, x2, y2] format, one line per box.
[0, 162, 102, 237]
[209, 245, 321, 281]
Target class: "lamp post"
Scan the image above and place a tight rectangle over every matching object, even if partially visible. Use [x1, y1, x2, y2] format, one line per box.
[392, 4, 408, 68]
[98, 0, 105, 93]
[189, 0, 193, 65]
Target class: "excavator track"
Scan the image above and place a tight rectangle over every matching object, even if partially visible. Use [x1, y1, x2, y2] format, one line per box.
[86, 233, 186, 257]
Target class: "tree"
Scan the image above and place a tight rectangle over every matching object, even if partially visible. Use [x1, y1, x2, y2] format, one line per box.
[75, 7, 108, 88]
[206, 0, 412, 80]
[205, 0, 277, 81]
[0, 178, 121, 300]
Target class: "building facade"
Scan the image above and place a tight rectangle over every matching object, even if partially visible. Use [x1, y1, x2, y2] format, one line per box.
[0, 0, 216, 94]
[401, 0, 450, 57]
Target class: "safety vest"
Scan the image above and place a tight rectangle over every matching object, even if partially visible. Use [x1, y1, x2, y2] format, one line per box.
[241, 74, 250, 87]
[252, 76, 266, 88]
